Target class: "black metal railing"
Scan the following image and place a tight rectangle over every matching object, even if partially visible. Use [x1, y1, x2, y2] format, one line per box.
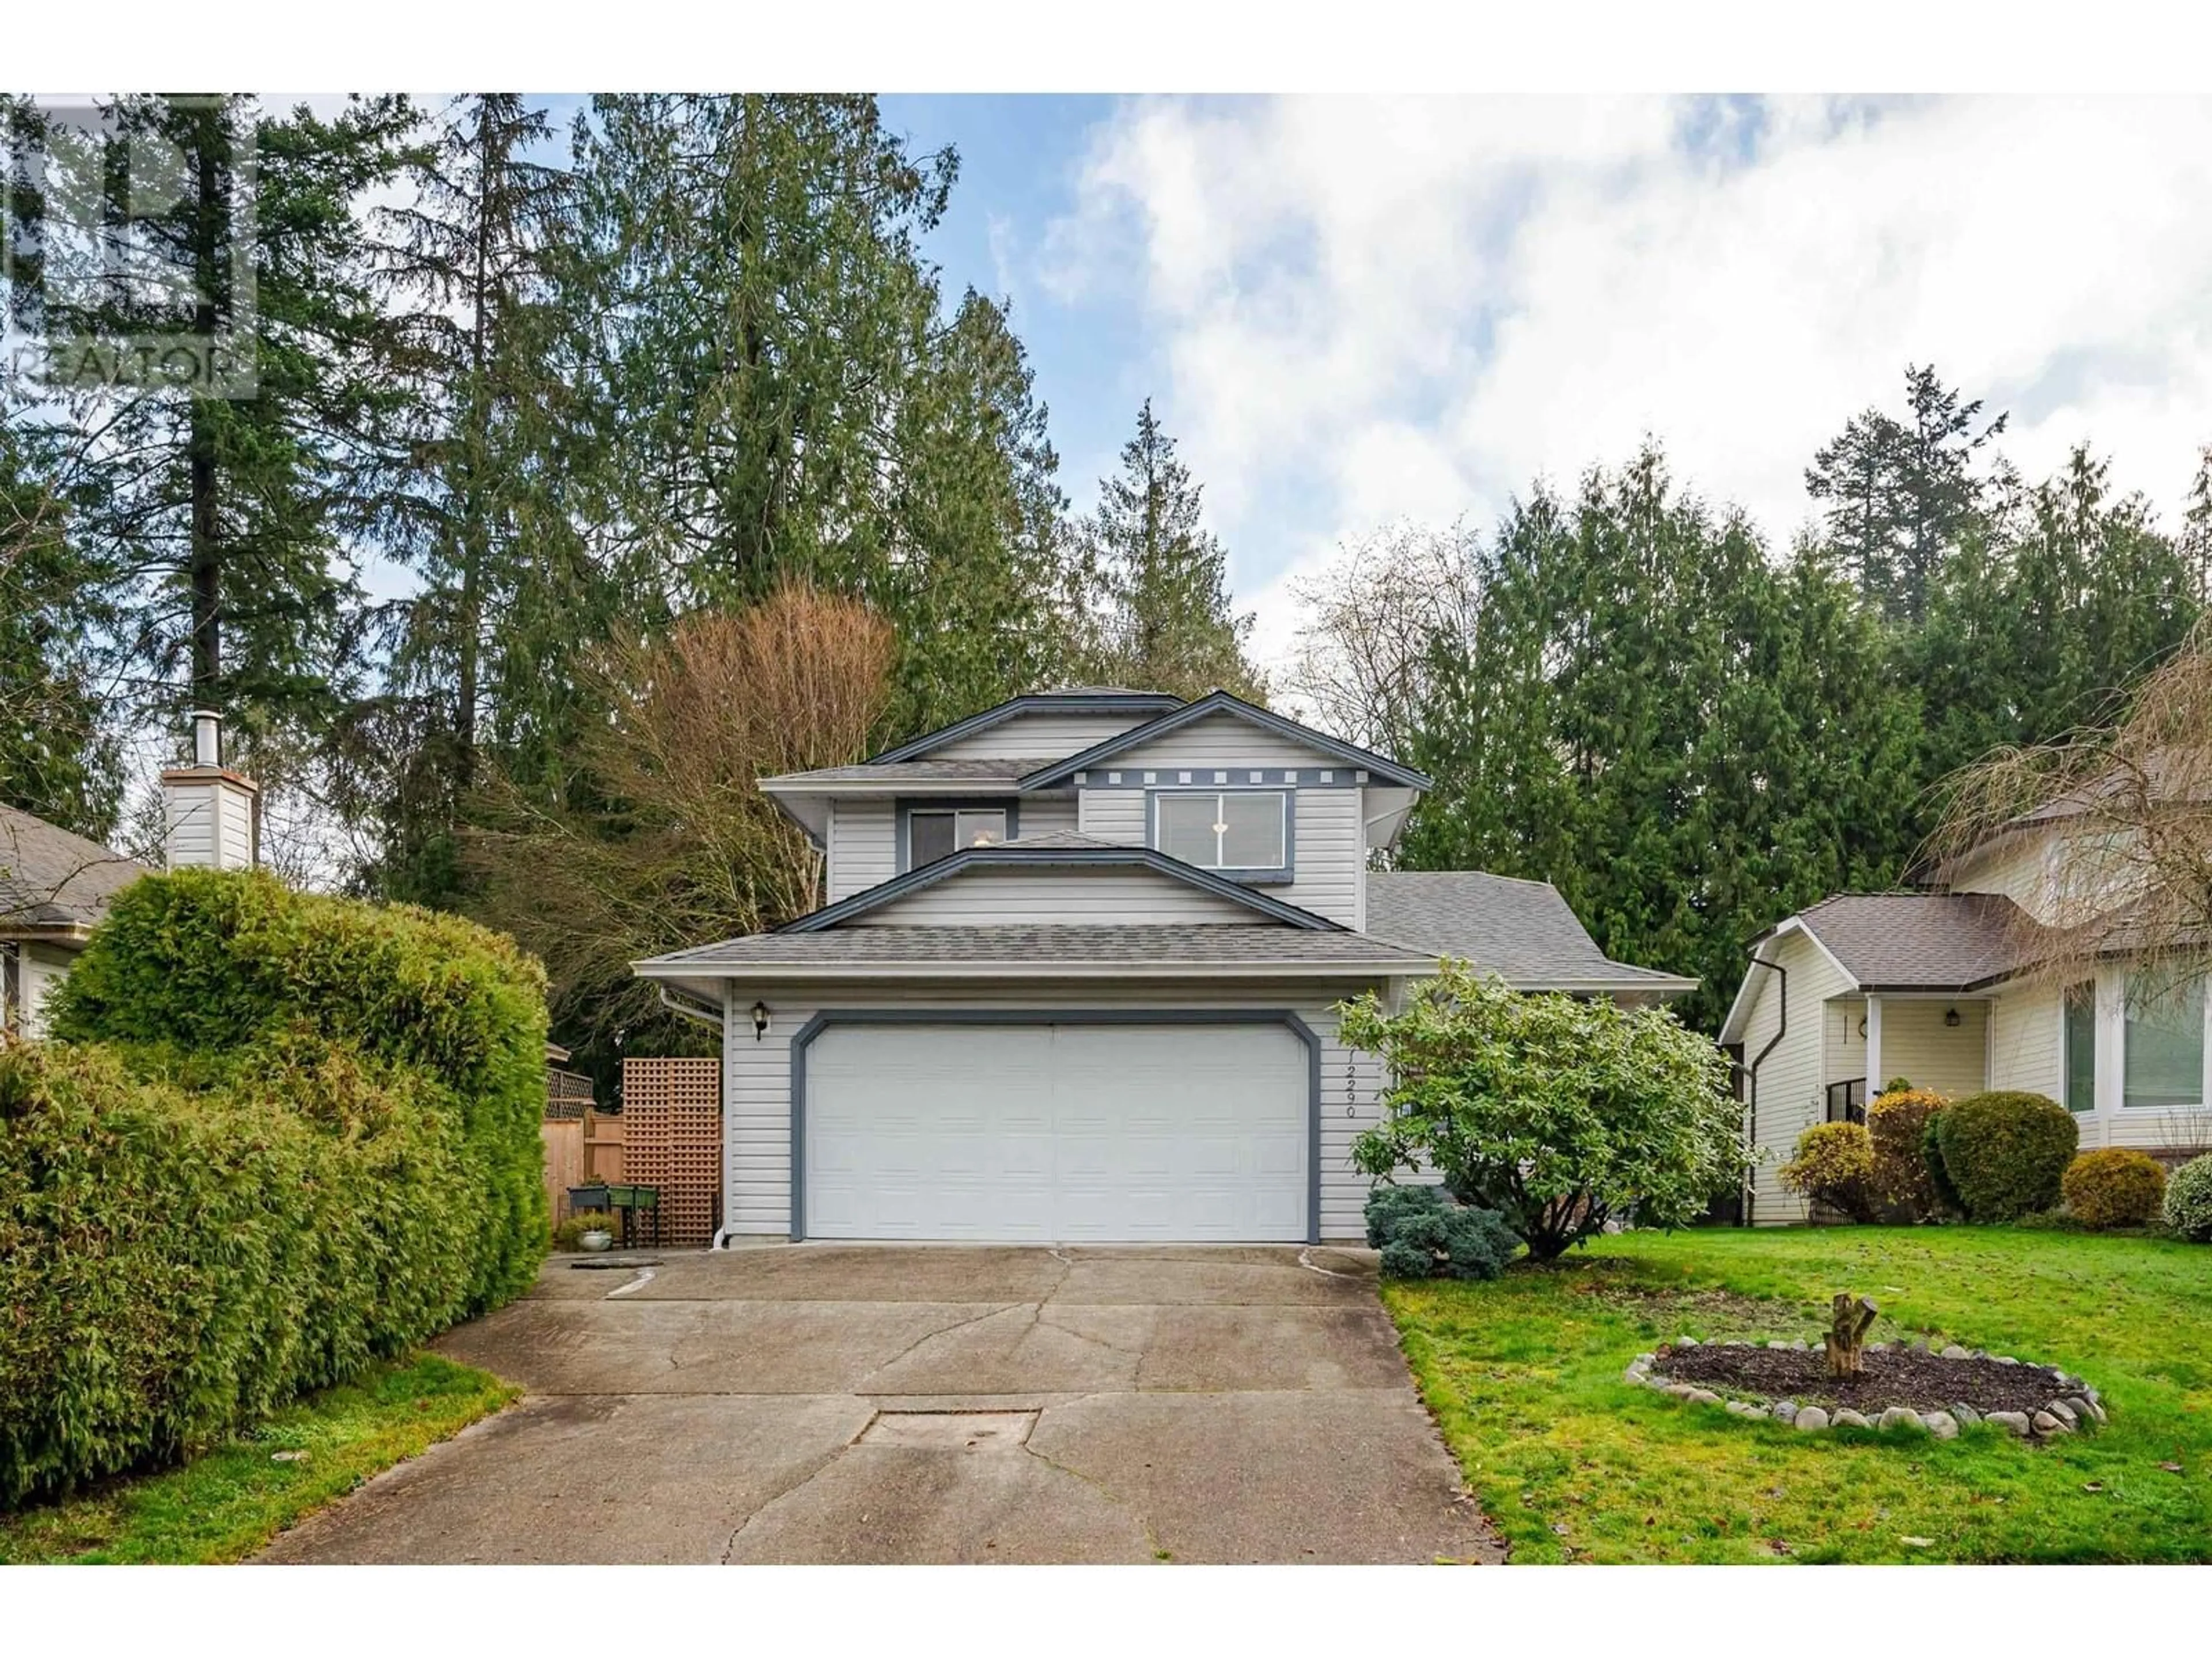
[1825, 1077, 1866, 1124]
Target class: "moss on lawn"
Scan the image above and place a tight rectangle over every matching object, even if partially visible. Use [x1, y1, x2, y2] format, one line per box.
[0, 1354, 516, 1565]
[1385, 1227, 2212, 1563]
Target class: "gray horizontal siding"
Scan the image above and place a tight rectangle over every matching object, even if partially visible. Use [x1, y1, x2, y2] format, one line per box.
[931, 711, 1154, 761]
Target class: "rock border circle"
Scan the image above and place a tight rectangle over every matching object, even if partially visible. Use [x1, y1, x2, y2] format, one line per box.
[1623, 1336, 2105, 1442]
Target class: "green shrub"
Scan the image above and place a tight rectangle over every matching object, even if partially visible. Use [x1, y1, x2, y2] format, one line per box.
[553, 1210, 618, 1251]
[2061, 1148, 2167, 1230]
[2164, 1154, 2212, 1241]
[1929, 1090, 2078, 1221]
[1867, 1088, 1949, 1219]
[1345, 966, 1747, 1260]
[1364, 1184, 1518, 1280]
[0, 1041, 485, 1506]
[49, 868, 548, 1308]
[1778, 1121, 1879, 1222]
[2, 869, 550, 1507]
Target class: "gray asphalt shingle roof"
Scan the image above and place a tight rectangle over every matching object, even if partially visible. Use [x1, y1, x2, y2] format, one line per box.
[1793, 892, 2036, 990]
[1362, 870, 1694, 987]
[640, 923, 1436, 973]
[0, 805, 146, 933]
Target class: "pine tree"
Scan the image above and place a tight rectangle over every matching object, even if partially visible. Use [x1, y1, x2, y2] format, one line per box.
[1806, 364, 2006, 624]
[1076, 400, 1262, 699]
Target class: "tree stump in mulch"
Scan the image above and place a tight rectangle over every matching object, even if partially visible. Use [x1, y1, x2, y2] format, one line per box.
[1824, 1293, 1878, 1378]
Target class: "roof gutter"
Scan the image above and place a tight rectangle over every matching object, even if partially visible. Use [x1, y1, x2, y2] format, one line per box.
[656, 985, 727, 1029]
[1737, 950, 1787, 1229]
[636, 955, 1442, 983]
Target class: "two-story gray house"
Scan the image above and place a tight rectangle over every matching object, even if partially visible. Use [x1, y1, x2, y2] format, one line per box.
[636, 688, 1693, 1247]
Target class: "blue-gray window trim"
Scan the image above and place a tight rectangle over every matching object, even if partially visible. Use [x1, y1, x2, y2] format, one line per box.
[1145, 786, 1295, 885]
[779, 843, 1342, 933]
[787, 1008, 1321, 1245]
[895, 797, 1020, 875]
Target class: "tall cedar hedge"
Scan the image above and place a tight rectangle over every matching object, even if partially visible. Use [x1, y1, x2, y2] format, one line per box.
[1, 869, 547, 1505]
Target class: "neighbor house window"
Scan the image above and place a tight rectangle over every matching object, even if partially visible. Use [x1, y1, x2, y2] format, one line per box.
[2063, 981, 2096, 1112]
[1154, 790, 1287, 870]
[907, 807, 1006, 868]
[2122, 971, 2205, 1111]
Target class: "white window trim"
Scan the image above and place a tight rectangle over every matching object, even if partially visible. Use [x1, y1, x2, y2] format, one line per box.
[1150, 788, 1290, 873]
[2099, 964, 2212, 1116]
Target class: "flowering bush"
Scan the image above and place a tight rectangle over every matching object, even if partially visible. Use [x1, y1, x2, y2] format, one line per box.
[1344, 965, 1745, 1260]
[2164, 1154, 2212, 1242]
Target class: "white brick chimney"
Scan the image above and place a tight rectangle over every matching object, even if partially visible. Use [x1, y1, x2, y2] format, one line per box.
[162, 710, 259, 870]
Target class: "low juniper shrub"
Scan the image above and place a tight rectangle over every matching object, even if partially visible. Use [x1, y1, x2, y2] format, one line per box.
[1365, 1184, 1520, 1280]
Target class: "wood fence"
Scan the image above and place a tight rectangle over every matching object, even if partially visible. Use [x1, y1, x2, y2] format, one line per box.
[541, 1109, 628, 1225]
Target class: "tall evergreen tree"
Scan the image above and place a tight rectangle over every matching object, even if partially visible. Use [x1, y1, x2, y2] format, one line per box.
[337, 94, 573, 902]
[1402, 446, 1918, 1033]
[1911, 442, 2197, 784]
[1074, 399, 1262, 699]
[20, 94, 421, 774]
[556, 96, 1077, 744]
[1805, 364, 2007, 624]
[0, 426, 119, 836]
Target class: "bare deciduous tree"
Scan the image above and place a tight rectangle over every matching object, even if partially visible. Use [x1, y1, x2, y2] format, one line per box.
[465, 582, 896, 1058]
[1932, 616, 2212, 998]
[1279, 520, 1483, 754]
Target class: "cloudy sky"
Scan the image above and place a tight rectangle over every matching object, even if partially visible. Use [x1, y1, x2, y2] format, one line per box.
[880, 93, 2212, 670]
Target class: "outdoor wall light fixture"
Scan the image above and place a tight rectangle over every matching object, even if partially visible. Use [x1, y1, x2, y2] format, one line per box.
[751, 1001, 771, 1041]
[1945, 1006, 1962, 1028]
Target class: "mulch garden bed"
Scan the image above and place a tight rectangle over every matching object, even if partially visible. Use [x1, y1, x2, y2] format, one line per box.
[1654, 1343, 2070, 1414]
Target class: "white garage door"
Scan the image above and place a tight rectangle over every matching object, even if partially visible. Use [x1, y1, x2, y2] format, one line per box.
[804, 1022, 1309, 1242]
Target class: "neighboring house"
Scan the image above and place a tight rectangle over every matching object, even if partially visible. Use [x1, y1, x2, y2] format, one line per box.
[1722, 812, 2212, 1225]
[634, 687, 1694, 1247]
[0, 711, 259, 1041]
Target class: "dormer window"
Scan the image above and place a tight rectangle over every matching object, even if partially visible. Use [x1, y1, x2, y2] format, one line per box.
[1153, 790, 1288, 873]
[908, 806, 1007, 869]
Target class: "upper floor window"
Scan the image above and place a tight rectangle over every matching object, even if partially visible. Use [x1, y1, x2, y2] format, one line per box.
[1153, 790, 1286, 872]
[909, 806, 1006, 869]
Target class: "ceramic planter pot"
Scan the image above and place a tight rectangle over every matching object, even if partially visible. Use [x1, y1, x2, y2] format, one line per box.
[579, 1228, 613, 1253]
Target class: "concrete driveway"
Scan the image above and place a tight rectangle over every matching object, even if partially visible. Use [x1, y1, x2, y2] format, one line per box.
[258, 1244, 1499, 1565]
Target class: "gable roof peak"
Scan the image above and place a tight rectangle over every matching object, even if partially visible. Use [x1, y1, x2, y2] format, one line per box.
[1019, 688, 1434, 792]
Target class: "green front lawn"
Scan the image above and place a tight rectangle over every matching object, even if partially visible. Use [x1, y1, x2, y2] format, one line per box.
[1386, 1227, 2212, 1563]
[0, 1354, 516, 1565]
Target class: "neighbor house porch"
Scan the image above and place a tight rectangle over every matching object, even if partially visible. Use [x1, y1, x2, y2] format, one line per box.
[1819, 994, 1990, 1122]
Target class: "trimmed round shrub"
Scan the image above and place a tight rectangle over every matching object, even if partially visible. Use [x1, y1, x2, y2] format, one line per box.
[2164, 1154, 2212, 1242]
[1778, 1121, 1878, 1222]
[2061, 1147, 2168, 1230]
[1930, 1090, 2078, 1221]
[1365, 1184, 1518, 1280]
[1867, 1088, 1949, 1219]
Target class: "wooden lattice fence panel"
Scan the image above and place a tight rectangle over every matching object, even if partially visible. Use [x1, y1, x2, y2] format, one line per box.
[621, 1057, 723, 1245]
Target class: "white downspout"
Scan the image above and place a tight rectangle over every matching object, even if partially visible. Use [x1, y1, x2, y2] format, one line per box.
[1865, 994, 1884, 1101]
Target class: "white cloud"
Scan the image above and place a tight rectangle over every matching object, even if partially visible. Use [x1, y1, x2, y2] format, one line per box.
[1041, 95, 2212, 677]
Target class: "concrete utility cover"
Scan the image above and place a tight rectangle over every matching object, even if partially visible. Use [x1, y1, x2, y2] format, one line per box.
[859, 1410, 1038, 1450]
